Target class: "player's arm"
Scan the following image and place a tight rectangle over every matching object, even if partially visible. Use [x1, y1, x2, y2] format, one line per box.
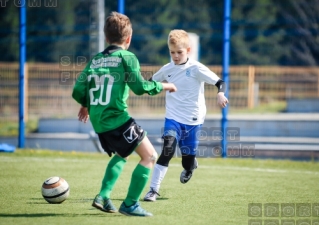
[149, 77, 167, 83]
[123, 54, 169, 95]
[77, 106, 89, 123]
[72, 74, 90, 123]
[72, 61, 91, 107]
[161, 83, 177, 93]
[217, 92, 228, 108]
[196, 65, 228, 108]
[214, 79, 228, 107]
[215, 79, 226, 93]
[72, 70, 88, 107]
[149, 68, 165, 82]
[129, 74, 176, 94]
[127, 71, 165, 95]
[148, 67, 169, 86]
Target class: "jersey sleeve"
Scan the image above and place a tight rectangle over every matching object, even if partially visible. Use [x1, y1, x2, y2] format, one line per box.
[72, 64, 89, 107]
[123, 54, 163, 96]
[196, 63, 221, 85]
[151, 67, 165, 82]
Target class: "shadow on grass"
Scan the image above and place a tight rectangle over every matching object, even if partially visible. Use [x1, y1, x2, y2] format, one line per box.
[156, 197, 169, 201]
[110, 197, 169, 201]
[28, 198, 94, 204]
[27, 197, 169, 206]
[0, 213, 123, 218]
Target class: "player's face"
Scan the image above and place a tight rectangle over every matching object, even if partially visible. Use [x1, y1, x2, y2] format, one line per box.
[169, 44, 190, 65]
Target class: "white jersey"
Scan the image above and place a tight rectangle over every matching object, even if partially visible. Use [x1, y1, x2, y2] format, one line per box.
[152, 58, 221, 125]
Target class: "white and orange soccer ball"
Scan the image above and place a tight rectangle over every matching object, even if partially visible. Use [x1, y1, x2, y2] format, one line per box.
[41, 176, 70, 204]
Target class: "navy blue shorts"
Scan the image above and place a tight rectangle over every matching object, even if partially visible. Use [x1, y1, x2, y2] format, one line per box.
[163, 118, 202, 155]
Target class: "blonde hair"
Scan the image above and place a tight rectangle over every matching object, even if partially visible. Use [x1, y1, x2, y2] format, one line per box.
[167, 30, 190, 48]
[104, 12, 132, 44]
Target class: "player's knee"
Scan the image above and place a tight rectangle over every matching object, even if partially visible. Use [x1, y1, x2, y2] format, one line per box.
[139, 150, 158, 168]
[157, 136, 177, 166]
[163, 135, 177, 155]
[150, 151, 158, 162]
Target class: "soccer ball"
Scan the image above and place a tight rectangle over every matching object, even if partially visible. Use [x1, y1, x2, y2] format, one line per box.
[41, 176, 70, 204]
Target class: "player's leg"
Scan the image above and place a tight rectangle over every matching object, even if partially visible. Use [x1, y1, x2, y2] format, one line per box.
[92, 132, 128, 213]
[99, 154, 128, 198]
[179, 124, 202, 184]
[119, 136, 157, 216]
[92, 154, 127, 213]
[180, 153, 198, 184]
[93, 119, 141, 213]
[144, 135, 177, 201]
[144, 118, 180, 201]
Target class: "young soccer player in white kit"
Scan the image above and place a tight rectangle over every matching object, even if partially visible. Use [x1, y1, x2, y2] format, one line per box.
[144, 29, 229, 201]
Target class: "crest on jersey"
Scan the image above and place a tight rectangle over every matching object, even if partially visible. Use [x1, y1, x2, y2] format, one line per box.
[186, 69, 191, 77]
[123, 126, 138, 143]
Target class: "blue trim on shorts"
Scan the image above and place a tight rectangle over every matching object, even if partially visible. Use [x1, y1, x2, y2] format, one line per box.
[163, 118, 202, 155]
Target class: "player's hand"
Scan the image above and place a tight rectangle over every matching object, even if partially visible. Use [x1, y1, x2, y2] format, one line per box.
[162, 83, 177, 93]
[217, 92, 229, 108]
[78, 106, 89, 123]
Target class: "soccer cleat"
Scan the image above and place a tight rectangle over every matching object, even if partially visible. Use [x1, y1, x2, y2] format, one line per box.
[143, 188, 160, 202]
[180, 158, 198, 184]
[92, 194, 117, 213]
[119, 202, 153, 217]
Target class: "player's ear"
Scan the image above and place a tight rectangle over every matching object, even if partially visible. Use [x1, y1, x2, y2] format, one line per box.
[125, 35, 131, 44]
[187, 47, 191, 54]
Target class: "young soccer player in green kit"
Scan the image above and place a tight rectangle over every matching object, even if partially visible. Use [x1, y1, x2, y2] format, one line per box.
[72, 12, 176, 217]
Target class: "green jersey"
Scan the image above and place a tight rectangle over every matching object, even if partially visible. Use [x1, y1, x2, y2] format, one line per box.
[72, 46, 163, 133]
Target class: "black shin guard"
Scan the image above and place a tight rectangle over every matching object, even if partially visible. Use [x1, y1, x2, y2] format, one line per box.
[182, 154, 196, 171]
[156, 136, 177, 167]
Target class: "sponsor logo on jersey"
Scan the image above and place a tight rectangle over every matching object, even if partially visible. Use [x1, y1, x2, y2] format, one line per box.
[90, 56, 122, 69]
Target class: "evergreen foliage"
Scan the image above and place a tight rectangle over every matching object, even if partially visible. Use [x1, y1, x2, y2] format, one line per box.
[0, 0, 318, 65]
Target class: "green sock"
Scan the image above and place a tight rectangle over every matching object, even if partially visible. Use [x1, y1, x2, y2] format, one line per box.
[99, 154, 126, 199]
[124, 164, 151, 206]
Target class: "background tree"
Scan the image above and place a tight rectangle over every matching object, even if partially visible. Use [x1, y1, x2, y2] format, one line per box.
[0, 2, 19, 62]
[0, 0, 318, 66]
[230, 0, 286, 65]
[27, 1, 83, 62]
[276, 0, 319, 66]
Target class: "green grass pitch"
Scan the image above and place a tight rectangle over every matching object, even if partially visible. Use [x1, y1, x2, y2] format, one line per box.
[0, 149, 318, 225]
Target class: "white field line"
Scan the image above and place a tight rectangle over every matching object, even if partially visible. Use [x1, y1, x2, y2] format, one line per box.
[0, 156, 97, 163]
[1, 156, 318, 176]
[169, 164, 319, 176]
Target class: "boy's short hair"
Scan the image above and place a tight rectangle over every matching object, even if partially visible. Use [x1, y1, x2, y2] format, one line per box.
[168, 30, 190, 48]
[104, 12, 132, 44]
